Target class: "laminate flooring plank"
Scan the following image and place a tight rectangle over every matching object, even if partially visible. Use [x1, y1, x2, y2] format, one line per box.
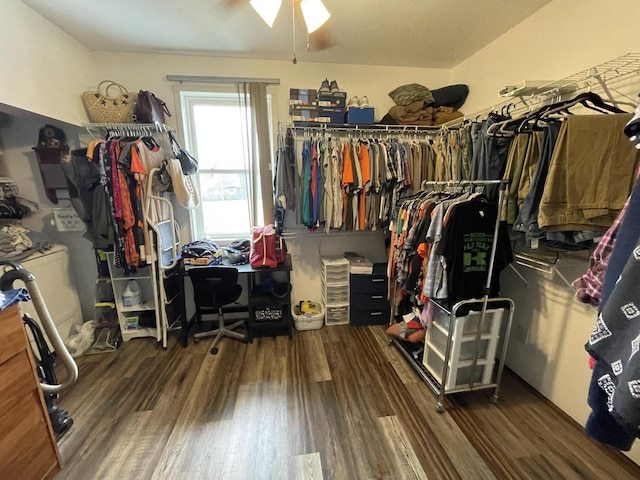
[305, 379, 359, 480]
[289, 452, 324, 480]
[378, 415, 429, 480]
[405, 384, 497, 480]
[369, 325, 424, 385]
[151, 348, 244, 478]
[55, 329, 640, 480]
[252, 361, 291, 480]
[448, 373, 640, 480]
[298, 330, 332, 383]
[374, 359, 469, 479]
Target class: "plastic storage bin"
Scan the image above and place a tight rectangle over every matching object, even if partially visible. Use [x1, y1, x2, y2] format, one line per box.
[428, 320, 491, 361]
[292, 301, 324, 331]
[321, 281, 350, 304]
[94, 302, 118, 327]
[321, 256, 350, 326]
[325, 305, 349, 325]
[424, 346, 493, 390]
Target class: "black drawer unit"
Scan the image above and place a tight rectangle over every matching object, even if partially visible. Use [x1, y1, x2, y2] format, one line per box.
[349, 262, 390, 326]
[246, 260, 293, 341]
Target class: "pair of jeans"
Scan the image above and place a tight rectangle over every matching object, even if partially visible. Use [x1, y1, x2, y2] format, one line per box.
[513, 121, 561, 241]
[474, 117, 512, 198]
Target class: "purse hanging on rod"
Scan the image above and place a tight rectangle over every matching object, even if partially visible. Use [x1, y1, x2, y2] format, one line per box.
[167, 131, 198, 175]
[133, 90, 172, 125]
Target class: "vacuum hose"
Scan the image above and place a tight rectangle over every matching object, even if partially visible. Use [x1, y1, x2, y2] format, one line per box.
[0, 261, 79, 394]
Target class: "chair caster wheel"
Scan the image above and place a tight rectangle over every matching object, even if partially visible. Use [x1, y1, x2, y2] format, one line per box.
[210, 347, 218, 354]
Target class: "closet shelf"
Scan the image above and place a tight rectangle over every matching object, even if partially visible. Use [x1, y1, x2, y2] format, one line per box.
[444, 52, 640, 128]
[281, 227, 388, 239]
[83, 122, 172, 138]
[279, 122, 440, 135]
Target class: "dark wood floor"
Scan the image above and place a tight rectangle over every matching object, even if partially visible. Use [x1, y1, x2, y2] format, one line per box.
[54, 325, 640, 480]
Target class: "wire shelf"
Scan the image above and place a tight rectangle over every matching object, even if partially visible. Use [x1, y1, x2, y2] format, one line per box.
[443, 52, 640, 127]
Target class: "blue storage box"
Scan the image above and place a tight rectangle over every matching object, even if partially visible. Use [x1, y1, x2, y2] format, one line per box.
[346, 107, 374, 125]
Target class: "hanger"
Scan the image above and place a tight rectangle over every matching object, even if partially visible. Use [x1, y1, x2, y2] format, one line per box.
[538, 91, 627, 120]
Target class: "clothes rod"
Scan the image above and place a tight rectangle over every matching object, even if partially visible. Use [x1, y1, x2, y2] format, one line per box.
[281, 123, 442, 133]
[422, 179, 509, 186]
[166, 75, 280, 85]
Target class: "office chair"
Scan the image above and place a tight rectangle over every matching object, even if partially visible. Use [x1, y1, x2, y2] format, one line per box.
[189, 266, 248, 354]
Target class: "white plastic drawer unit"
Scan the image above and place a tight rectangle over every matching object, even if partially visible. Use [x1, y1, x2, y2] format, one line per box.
[434, 307, 503, 338]
[422, 307, 505, 391]
[321, 281, 350, 305]
[325, 304, 349, 326]
[428, 321, 492, 362]
[423, 344, 494, 391]
[320, 256, 350, 285]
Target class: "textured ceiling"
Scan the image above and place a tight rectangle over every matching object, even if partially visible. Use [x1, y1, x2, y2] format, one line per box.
[20, 0, 552, 68]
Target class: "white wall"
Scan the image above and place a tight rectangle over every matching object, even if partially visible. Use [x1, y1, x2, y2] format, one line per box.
[452, 0, 640, 114]
[451, 0, 640, 463]
[88, 51, 451, 129]
[1, 0, 93, 125]
[0, 112, 96, 320]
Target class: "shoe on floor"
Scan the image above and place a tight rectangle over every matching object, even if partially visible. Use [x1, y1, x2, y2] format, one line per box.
[348, 96, 360, 108]
[330, 80, 340, 93]
[319, 78, 330, 93]
[358, 96, 369, 108]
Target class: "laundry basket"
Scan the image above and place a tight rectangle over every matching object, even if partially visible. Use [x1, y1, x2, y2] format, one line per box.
[292, 301, 324, 331]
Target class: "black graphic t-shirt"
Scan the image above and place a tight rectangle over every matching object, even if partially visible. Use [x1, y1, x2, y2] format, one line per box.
[435, 198, 512, 309]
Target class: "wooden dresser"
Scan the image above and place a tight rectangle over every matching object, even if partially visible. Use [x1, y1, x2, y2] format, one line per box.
[0, 303, 62, 480]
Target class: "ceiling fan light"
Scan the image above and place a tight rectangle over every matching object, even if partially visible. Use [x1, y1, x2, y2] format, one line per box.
[300, 0, 331, 33]
[250, 0, 282, 28]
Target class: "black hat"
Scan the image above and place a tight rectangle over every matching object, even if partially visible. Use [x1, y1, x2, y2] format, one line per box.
[38, 124, 68, 149]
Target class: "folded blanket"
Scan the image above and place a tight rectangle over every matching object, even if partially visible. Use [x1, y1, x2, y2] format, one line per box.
[388, 101, 463, 126]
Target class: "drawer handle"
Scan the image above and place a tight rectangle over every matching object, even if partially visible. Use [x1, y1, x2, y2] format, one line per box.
[371, 312, 383, 316]
[371, 295, 384, 299]
[372, 279, 384, 283]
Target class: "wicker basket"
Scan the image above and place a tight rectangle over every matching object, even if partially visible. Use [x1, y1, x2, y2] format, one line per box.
[81, 81, 137, 123]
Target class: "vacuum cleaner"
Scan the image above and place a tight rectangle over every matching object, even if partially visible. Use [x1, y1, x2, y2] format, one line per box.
[0, 260, 79, 439]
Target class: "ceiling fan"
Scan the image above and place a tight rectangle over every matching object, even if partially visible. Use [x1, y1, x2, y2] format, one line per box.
[249, 0, 333, 63]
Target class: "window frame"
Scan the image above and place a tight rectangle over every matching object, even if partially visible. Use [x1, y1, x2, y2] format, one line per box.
[174, 84, 278, 243]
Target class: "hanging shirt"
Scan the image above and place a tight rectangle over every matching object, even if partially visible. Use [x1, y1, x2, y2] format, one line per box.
[435, 198, 513, 312]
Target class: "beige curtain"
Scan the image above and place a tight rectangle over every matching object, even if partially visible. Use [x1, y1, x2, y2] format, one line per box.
[239, 82, 274, 226]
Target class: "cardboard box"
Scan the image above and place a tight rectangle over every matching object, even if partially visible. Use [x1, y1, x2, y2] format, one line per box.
[290, 88, 317, 106]
[183, 256, 215, 266]
[318, 92, 347, 109]
[290, 104, 319, 123]
[346, 107, 375, 125]
[317, 107, 345, 124]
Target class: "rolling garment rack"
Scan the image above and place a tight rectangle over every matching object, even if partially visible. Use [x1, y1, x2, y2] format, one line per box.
[84, 122, 183, 349]
[390, 179, 515, 412]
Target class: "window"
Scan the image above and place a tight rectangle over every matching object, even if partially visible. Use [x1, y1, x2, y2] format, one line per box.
[179, 88, 276, 241]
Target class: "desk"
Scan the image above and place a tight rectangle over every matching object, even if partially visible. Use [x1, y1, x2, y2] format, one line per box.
[182, 255, 293, 346]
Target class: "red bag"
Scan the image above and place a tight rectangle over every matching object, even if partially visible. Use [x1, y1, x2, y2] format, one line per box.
[250, 225, 278, 268]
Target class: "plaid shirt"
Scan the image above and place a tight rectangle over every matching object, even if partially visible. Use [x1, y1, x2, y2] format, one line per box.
[572, 197, 630, 308]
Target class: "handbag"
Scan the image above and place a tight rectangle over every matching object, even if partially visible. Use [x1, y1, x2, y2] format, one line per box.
[133, 90, 172, 124]
[167, 131, 198, 175]
[81, 81, 137, 123]
[250, 225, 278, 269]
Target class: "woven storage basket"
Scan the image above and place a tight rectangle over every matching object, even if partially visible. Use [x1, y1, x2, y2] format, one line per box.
[81, 81, 137, 123]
